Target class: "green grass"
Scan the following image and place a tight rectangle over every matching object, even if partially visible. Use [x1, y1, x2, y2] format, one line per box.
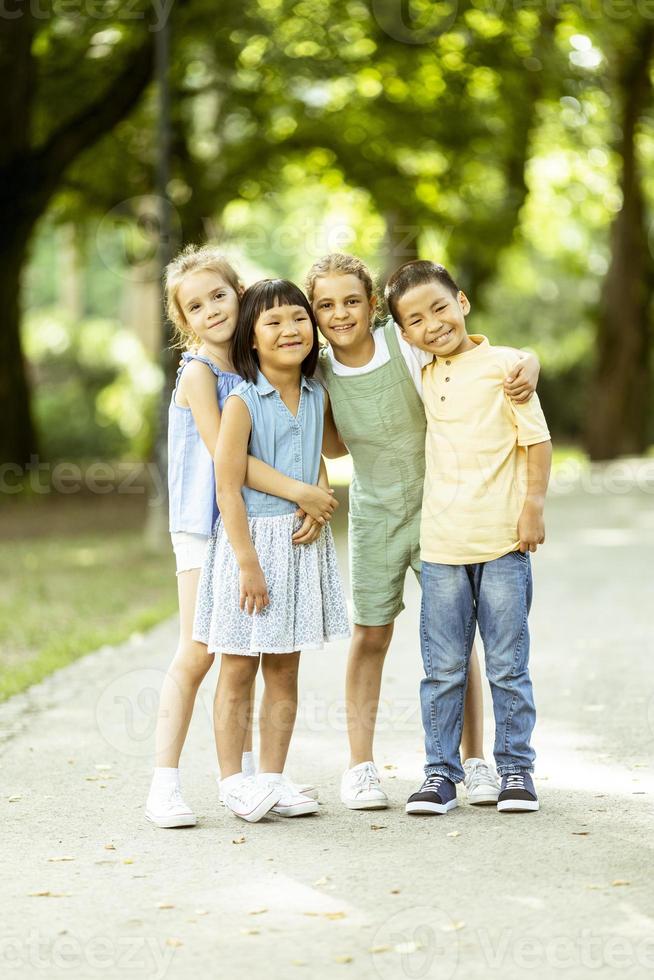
[1, 523, 177, 702]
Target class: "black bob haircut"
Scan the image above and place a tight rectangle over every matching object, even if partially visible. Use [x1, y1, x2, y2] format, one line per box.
[385, 260, 461, 325]
[230, 279, 320, 383]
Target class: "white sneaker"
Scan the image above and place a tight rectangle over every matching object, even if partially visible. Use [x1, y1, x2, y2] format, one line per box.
[289, 780, 319, 802]
[340, 761, 388, 810]
[463, 758, 500, 805]
[145, 784, 197, 829]
[222, 776, 282, 823]
[262, 776, 319, 817]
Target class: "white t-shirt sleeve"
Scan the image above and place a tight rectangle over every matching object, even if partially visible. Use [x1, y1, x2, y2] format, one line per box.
[394, 323, 432, 400]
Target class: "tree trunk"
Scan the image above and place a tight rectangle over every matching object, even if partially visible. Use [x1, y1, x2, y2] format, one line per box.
[586, 27, 654, 460]
[0, 230, 38, 466]
[382, 209, 420, 282]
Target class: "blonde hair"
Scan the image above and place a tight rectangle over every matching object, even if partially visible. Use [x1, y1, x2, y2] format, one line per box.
[164, 244, 243, 349]
[304, 252, 377, 309]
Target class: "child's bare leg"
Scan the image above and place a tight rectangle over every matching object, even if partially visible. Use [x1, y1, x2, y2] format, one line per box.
[214, 654, 260, 778]
[155, 568, 214, 767]
[242, 680, 255, 755]
[461, 642, 485, 761]
[345, 623, 394, 767]
[258, 653, 300, 774]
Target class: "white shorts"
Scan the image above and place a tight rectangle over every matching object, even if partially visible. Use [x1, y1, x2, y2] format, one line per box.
[171, 532, 209, 574]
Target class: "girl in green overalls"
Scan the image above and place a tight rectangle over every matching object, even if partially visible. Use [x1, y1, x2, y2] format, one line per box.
[307, 253, 540, 810]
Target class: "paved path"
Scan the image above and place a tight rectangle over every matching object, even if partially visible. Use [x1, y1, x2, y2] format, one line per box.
[2, 465, 654, 979]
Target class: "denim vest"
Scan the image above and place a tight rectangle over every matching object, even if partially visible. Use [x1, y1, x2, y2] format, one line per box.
[230, 371, 324, 517]
[168, 353, 242, 535]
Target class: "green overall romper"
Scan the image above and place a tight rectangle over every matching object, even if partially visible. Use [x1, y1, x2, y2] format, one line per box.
[319, 318, 427, 626]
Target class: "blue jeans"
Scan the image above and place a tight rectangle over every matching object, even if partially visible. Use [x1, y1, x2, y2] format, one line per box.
[419, 552, 536, 783]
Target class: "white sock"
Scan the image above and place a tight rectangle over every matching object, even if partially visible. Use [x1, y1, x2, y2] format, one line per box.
[151, 767, 180, 786]
[241, 752, 256, 778]
[220, 772, 244, 793]
[258, 772, 283, 782]
[148, 767, 180, 804]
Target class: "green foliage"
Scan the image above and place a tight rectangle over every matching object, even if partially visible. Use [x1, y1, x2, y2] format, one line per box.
[0, 523, 176, 702]
[23, 308, 161, 461]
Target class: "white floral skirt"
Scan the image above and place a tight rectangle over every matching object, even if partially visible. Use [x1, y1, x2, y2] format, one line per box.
[193, 513, 351, 655]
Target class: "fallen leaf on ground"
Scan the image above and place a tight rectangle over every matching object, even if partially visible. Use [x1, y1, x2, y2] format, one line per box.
[611, 880, 630, 887]
[28, 891, 71, 898]
[240, 928, 260, 935]
[104, 844, 116, 851]
[446, 831, 461, 838]
[585, 884, 603, 890]
[195, 909, 209, 916]
[370, 825, 386, 831]
[122, 859, 135, 865]
[313, 877, 330, 886]
[48, 856, 75, 862]
[157, 902, 175, 909]
[369, 945, 392, 954]
[334, 955, 352, 964]
[383, 765, 397, 770]
[390, 889, 401, 895]
[85, 777, 100, 782]
[165, 938, 183, 948]
[232, 836, 246, 845]
[572, 832, 589, 836]
[248, 908, 268, 916]
[325, 912, 347, 920]
[95, 764, 113, 771]
[8, 796, 22, 803]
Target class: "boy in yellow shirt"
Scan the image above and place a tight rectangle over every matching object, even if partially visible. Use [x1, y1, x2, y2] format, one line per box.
[385, 260, 552, 815]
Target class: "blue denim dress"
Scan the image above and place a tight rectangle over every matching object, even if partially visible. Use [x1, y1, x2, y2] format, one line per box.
[167, 353, 242, 535]
[193, 370, 350, 655]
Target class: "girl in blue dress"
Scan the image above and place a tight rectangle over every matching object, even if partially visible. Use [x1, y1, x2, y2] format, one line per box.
[193, 279, 350, 822]
[146, 249, 338, 829]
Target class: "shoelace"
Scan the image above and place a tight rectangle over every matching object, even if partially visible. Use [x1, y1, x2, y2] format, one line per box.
[466, 762, 497, 791]
[505, 774, 526, 790]
[422, 774, 445, 791]
[354, 763, 380, 790]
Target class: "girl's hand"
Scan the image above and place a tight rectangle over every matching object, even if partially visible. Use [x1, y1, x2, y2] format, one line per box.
[239, 561, 269, 615]
[295, 483, 338, 524]
[504, 353, 540, 404]
[292, 509, 323, 545]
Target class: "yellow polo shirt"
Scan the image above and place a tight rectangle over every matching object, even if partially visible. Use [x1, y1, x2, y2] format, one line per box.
[421, 335, 550, 565]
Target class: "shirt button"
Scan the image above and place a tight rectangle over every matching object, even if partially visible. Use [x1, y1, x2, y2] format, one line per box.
[445, 360, 451, 366]
[445, 377, 450, 382]
[440, 396, 446, 402]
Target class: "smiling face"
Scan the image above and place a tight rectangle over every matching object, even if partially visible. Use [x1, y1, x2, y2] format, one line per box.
[252, 301, 315, 373]
[396, 281, 473, 357]
[311, 273, 376, 354]
[176, 268, 241, 349]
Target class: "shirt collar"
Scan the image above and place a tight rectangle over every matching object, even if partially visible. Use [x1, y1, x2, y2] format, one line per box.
[255, 370, 312, 394]
[437, 334, 489, 361]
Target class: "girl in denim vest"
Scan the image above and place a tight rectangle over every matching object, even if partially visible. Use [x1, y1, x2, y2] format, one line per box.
[193, 279, 350, 823]
[146, 249, 337, 829]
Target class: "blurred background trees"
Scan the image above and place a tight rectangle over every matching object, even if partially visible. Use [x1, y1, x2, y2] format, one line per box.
[3, 0, 654, 471]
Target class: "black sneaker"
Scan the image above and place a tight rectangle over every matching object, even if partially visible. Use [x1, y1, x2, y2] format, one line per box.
[405, 774, 458, 815]
[497, 772, 539, 812]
